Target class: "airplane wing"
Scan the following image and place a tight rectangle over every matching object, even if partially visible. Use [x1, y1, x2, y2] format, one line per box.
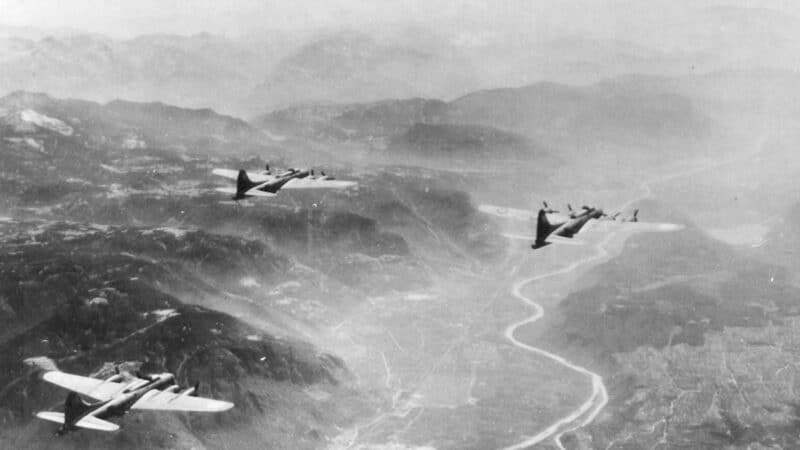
[548, 235, 585, 245]
[280, 178, 357, 189]
[478, 204, 536, 221]
[41, 371, 128, 402]
[212, 168, 276, 184]
[617, 222, 684, 232]
[131, 391, 234, 412]
[578, 218, 600, 234]
[35, 412, 120, 432]
[214, 186, 277, 198]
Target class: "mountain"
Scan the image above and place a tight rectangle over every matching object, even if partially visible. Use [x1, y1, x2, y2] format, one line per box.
[0, 219, 368, 449]
[0, 92, 508, 448]
[0, 29, 484, 116]
[256, 98, 449, 141]
[0, 91, 273, 155]
[0, 33, 267, 114]
[0, 91, 501, 290]
[757, 202, 800, 275]
[541, 200, 800, 449]
[447, 81, 711, 142]
[254, 77, 710, 164]
[248, 30, 481, 111]
[390, 123, 534, 158]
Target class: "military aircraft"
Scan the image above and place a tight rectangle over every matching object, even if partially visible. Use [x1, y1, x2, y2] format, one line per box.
[479, 201, 680, 249]
[533, 205, 605, 248]
[213, 164, 357, 200]
[35, 370, 233, 435]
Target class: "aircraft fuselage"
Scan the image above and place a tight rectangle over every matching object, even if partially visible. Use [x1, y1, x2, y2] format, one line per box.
[534, 207, 604, 248]
[60, 373, 177, 435]
[553, 208, 604, 238]
[252, 169, 310, 195]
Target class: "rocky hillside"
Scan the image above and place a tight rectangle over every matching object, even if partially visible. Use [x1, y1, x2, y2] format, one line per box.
[0, 91, 271, 155]
[542, 202, 800, 449]
[0, 219, 365, 449]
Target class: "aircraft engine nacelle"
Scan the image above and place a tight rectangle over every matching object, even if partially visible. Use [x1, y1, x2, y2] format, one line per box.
[105, 374, 124, 383]
[158, 373, 175, 383]
[178, 387, 196, 397]
[178, 387, 195, 397]
[178, 382, 200, 398]
[123, 379, 150, 393]
[163, 385, 180, 393]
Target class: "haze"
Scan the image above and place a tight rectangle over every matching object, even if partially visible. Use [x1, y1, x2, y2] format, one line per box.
[3, 0, 800, 40]
[2, 0, 800, 449]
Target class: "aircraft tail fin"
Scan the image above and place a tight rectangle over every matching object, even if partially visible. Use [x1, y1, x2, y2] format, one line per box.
[235, 170, 258, 200]
[533, 209, 553, 249]
[36, 392, 108, 434]
[64, 391, 97, 427]
[37, 411, 119, 433]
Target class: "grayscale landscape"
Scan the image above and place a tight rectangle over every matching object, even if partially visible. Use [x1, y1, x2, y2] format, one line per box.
[2, 0, 800, 448]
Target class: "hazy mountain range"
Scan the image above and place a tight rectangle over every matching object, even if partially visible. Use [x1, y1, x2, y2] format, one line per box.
[4, 6, 800, 117]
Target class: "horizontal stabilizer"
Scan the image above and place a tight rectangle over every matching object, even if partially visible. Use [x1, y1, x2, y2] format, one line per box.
[36, 411, 65, 424]
[36, 411, 118, 431]
[76, 416, 119, 432]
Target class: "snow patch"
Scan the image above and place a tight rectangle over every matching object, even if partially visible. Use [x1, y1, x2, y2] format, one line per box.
[261, 128, 287, 142]
[268, 281, 301, 295]
[405, 292, 435, 302]
[240, 277, 261, 288]
[121, 134, 147, 149]
[4, 136, 45, 152]
[66, 177, 92, 185]
[87, 297, 109, 306]
[148, 309, 178, 321]
[100, 164, 124, 174]
[20, 109, 73, 136]
[156, 227, 188, 238]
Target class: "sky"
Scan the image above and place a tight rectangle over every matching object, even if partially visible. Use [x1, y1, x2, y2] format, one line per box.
[2, 0, 800, 39]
